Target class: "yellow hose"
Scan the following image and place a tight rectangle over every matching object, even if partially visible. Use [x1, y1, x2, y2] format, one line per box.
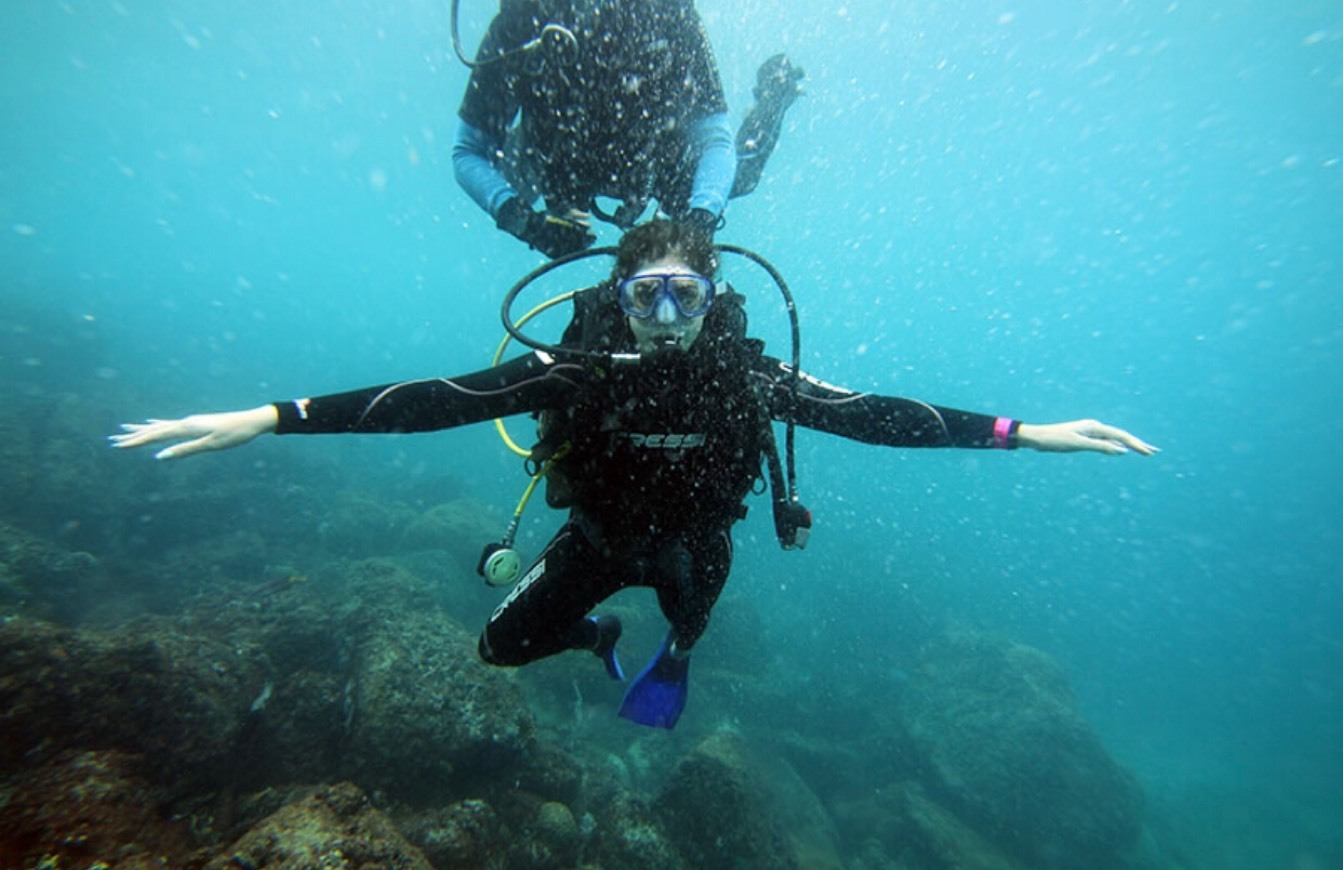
[491, 291, 575, 457]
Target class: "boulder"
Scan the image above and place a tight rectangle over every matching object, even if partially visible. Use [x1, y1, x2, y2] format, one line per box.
[0, 519, 108, 624]
[0, 749, 196, 869]
[655, 732, 842, 869]
[336, 560, 534, 803]
[0, 617, 264, 789]
[904, 631, 1144, 869]
[834, 779, 1027, 869]
[394, 799, 504, 869]
[399, 499, 502, 565]
[590, 790, 685, 870]
[204, 782, 433, 870]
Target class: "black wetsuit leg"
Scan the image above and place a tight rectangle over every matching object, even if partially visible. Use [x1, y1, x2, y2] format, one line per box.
[654, 528, 733, 652]
[478, 520, 735, 666]
[478, 521, 628, 667]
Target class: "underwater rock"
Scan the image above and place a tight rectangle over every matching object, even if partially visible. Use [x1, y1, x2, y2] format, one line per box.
[336, 559, 534, 804]
[769, 724, 925, 815]
[904, 630, 1145, 869]
[155, 528, 272, 590]
[395, 499, 512, 616]
[512, 739, 587, 808]
[504, 799, 584, 869]
[399, 499, 502, 565]
[589, 791, 685, 870]
[535, 800, 579, 845]
[0, 749, 196, 868]
[179, 577, 361, 791]
[318, 492, 414, 557]
[177, 556, 536, 805]
[393, 799, 503, 869]
[204, 781, 433, 870]
[0, 617, 264, 789]
[655, 731, 843, 870]
[834, 779, 1026, 870]
[898, 778, 1027, 870]
[236, 666, 349, 789]
[0, 519, 108, 624]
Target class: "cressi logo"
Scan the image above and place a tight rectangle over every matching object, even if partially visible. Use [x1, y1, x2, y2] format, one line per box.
[624, 432, 706, 449]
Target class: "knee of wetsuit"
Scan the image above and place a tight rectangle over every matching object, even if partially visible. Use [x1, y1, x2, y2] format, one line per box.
[478, 631, 503, 666]
[656, 540, 694, 592]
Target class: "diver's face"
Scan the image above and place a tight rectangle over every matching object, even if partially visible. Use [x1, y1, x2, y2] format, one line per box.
[624, 255, 707, 353]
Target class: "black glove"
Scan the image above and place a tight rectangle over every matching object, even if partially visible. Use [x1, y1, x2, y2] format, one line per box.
[679, 207, 721, 238]
[495, 198, 596, 259]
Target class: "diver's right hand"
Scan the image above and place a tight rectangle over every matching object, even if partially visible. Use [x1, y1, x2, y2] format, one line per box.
[110, 405, 278, 460]
[496, 197, 596, 259]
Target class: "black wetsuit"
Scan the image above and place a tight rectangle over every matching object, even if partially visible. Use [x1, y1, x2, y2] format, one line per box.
[457, 0, 731, 219]
[272, 324, 1012, 665]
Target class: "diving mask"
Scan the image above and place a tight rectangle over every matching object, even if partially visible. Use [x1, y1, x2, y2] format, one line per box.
[618, 274, 716, 319]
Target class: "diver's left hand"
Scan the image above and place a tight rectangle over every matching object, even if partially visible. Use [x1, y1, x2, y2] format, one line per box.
[1016, 420, 1159, 456]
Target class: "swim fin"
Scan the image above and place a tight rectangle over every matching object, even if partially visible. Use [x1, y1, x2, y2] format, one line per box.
[618, 633, 690, 729]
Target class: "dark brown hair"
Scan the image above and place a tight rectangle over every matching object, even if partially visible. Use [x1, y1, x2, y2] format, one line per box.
[613, 219, 718, 280]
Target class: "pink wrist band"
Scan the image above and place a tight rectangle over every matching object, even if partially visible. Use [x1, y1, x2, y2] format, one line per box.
[993, 417, 1014, 450]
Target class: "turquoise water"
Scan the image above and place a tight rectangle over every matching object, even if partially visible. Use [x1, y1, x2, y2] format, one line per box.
[3, 1, 1340, 863]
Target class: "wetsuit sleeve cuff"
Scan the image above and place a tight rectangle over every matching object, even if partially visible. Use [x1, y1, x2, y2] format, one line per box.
[273, 399, 311, 434]
[993, 417, 1021, 450]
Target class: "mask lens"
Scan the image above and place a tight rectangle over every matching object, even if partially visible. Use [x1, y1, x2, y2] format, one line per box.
[624, 277, 664, 316]
[669, 276, 710, 314]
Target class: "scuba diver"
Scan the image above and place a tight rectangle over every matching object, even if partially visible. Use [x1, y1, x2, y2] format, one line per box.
[451, 0, 804, 258]
[111, 220, 1158, 730]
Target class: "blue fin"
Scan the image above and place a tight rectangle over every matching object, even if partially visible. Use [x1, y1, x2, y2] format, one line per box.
[618, 634, 690, 729]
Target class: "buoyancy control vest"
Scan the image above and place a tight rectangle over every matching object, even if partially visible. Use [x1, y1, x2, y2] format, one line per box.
[529, 281, 772, 539]
[489, 243, 810, 571]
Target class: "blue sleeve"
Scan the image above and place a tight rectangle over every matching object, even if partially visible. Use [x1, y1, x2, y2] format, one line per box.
[452, 121, 518, 218]
[688, 112, 736, 216]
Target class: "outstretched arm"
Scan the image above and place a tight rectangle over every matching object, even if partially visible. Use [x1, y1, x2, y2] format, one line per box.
[110, 405, 278, 461]
[757, 358, 1159, 456]
[1016, 420, 1158, 456]
[113, 354, 582, 462]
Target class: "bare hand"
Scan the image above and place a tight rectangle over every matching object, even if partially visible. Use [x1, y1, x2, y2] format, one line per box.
[109, 405, 279, 461]
[1016, 420, 1159, 456]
